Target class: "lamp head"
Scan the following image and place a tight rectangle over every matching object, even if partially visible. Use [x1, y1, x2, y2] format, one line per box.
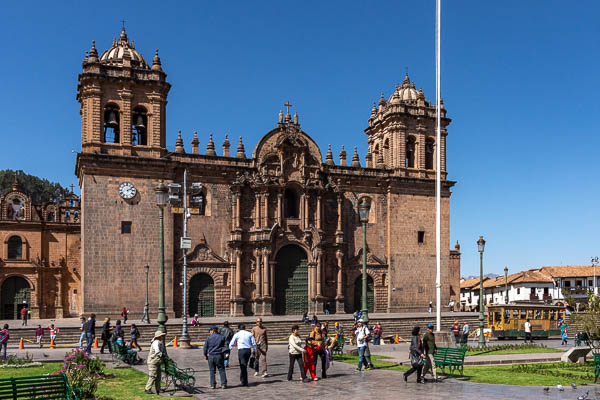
[358, 196, 371, 223]
[477, 235, 486, 253]
[155, 180, 168, 207]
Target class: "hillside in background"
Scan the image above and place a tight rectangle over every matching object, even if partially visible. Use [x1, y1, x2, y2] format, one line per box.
[0, 169, 70, 204]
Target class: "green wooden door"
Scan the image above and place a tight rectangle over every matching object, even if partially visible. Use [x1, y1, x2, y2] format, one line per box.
[189, 273, 214, 317]
[1, 276, 30, 320]
[354, 275, 374, 313]
[274, 245, 308, 315]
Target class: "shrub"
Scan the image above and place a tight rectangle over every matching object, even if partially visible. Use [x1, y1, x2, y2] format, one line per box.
[54, 349, 106, 399]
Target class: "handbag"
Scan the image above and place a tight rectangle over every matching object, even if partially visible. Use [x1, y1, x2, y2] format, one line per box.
[410, 352, 424, 368]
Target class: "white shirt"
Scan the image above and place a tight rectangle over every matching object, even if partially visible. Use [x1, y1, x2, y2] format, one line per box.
[524, 321, 532, 333]
[229, 330, 257, 351]
[355, 326, 370, 348]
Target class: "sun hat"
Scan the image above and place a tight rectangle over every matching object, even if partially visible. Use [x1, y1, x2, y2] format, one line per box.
[153, 330, 166, 340]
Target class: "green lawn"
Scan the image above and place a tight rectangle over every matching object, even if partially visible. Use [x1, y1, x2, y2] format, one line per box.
[467, 347, 565, 356]
[336, 355, 596, 386]
[0, 362, 181, 400]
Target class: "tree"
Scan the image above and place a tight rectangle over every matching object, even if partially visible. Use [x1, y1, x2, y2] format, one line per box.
[0, 169, 70, 204]
[564, 290, 600, 352]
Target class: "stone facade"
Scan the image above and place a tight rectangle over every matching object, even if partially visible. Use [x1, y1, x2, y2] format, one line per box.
[0, 175, 81, 319]
[75, 28, 460, 317]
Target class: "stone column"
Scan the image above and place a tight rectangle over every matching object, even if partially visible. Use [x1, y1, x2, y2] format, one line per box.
[337, 196, 343, 232]
[304, 194, 310, 229]
[276, 192, 282, 225]
[255, 193, 261, 229]
[316, 196, 322, 230]
[254, 248, 263, 315]
[335, 249, 345, 313]
[300, 193, 305, 230]
[231, 248, 244, 316]
[316, 250, 322, 297]
[235, 193, 241, 229]
[263, 192, 269, 228]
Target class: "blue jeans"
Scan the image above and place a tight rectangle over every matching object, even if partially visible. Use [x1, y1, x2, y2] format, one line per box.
[357, 346, 366, 370]
[373, 334, 380, 345]
[208, 354, 227, 388]
[85, 333, 94, 353]
[79, 332, 86, 348]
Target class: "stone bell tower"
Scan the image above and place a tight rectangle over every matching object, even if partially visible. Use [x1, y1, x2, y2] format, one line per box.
[77, 27, 171, 157]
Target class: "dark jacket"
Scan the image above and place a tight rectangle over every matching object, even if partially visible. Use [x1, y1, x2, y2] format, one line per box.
[204, 333, 226, 357]
[409, 335, 423, 358]
[130, 327, 140, 339]
[423, 331, 437, 355]
[101, 322, 110, 340]
[86, 318, 96, 335]
[219, 326, 233, 346]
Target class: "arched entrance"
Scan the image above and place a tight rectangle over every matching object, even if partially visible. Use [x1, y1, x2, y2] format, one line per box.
[354, 275, 374, 313]
[188, 273, 214, 317]
[274, 245, 308, 315]
[1, 276, 30, 320]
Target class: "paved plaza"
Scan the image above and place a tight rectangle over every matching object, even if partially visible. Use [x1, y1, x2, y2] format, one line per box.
[129, 345, 599, 400]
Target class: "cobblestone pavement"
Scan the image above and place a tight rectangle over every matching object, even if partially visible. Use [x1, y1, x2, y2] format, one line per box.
[132, 346, 600, 400]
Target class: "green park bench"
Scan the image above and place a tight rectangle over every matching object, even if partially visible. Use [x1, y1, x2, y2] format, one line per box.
[594, 353, 600, 383]
[109, 341, 138, 365]
[0, 373, 80, 399]
[433, 346, 467, 377]
[161, 356, 196, 393]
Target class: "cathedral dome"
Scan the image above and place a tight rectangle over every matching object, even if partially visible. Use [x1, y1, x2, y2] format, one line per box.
[389, 73, 419, 104]
[99, 28, 148, 69]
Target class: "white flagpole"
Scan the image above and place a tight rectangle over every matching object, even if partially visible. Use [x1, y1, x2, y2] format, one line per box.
[435, 0, 442, 332]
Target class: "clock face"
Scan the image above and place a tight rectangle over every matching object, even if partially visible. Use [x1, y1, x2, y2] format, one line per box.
[118, 182, 137, 199]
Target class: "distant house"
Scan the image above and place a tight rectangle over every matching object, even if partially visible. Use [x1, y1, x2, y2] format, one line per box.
[460, 265, 600, 310]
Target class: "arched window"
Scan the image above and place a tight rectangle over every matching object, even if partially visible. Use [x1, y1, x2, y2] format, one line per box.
[47, 212, 54, 222]
[284, 188, 299, 218]
[131, 106, 148, 146]
[406, 136, 416, 168]
[7, 236, 23, 260]
[103, 104, 120, 143]
[425, 137, 435, 170]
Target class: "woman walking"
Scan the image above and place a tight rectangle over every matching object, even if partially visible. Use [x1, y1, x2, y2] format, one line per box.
[304, 324, 322, 381]
[100, 317, 112, 354]
[403, 326, 425, 383]
[288, 325, 310, 382]
[129, 324, 142, 351]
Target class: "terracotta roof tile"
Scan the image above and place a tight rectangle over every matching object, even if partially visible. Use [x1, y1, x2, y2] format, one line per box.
[541, 265, 595, 278]
[460, 277, 486, 289]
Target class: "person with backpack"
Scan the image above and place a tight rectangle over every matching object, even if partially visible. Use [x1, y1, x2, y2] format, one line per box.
[422, 323, 437, 382]
[129, 324, 141, 351]
[451, 320, 461, 345]
[403, 326, 425, 383]
[355, 319, 370, 372]
[219, 321, 234, 368]
[0, 324, 9, 359]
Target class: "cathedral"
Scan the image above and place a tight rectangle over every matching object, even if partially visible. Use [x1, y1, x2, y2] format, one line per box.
[75, 28, 460, 317]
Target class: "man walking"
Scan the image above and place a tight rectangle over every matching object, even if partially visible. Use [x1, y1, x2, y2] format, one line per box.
[355, 319, 370, 372]
[461, 321, 470, 345]
[145, 331, 167, 394]
[85, 314, 96, 354]
[229, 324, 257, 387]
[78, 316, 86, 348]
[422, 323, 437, 382]
[251, 318, 269, 377]
[219, 321, 234, 368]
[204, 325, 228, 389]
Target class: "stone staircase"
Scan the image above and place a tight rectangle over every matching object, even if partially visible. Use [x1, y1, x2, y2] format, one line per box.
[7, 313, 481, 348]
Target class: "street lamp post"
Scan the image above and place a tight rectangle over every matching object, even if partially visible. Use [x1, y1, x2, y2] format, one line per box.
[478, 236, 486, 347]
[142, 265, 150, 323]
[179, 170, 191, 348]
[504, 266, 509, 304]
[155, 181, 169, 333]
[358, 196, 371, 325]
[592, 256, 598, 296]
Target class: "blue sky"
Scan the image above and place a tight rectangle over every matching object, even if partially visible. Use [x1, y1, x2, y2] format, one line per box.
[1, 1, 598, 277]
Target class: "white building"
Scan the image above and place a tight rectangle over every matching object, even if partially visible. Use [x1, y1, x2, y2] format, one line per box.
[460, 265, 600, 310]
